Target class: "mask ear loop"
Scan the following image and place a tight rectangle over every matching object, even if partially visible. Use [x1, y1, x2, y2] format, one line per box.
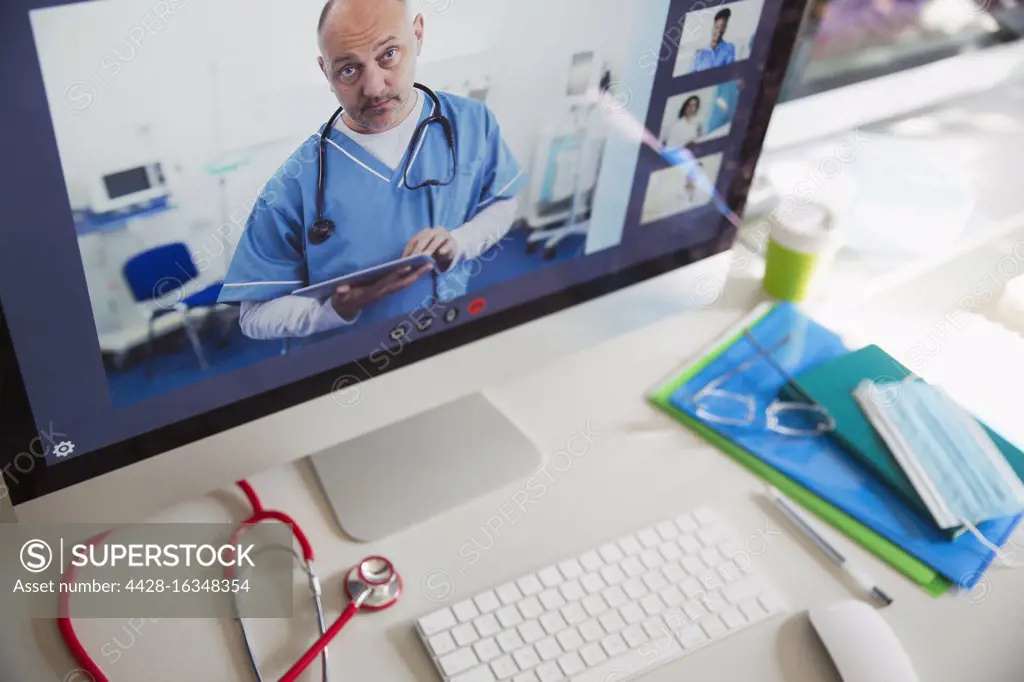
[960, 519, 1022, 569]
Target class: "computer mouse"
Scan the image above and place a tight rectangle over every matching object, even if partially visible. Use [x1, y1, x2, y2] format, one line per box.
[808, 600, 920, 682]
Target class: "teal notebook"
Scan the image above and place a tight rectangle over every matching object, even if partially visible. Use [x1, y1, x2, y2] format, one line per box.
[784, 344, 1024, 526]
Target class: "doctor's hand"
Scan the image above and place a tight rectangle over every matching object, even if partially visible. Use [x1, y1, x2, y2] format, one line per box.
[330, 265, 434, 322]
[403, 228, 456, 272]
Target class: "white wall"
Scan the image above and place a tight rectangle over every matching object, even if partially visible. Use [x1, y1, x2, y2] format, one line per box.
[672, 0, 765, 76]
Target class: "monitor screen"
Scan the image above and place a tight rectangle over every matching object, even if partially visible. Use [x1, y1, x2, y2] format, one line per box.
[103, 166, 152, 200]
[0, 0, 805, 503]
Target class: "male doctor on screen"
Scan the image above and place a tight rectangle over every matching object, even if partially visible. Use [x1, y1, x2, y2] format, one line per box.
[218, 0, 525, 340]
[690, 8, 736, 73]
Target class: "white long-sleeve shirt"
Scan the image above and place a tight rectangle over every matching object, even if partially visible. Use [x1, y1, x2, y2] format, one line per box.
[238, 92, 518, 340]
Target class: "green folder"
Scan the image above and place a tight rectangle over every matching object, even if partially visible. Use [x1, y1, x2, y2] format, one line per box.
[647, 310, 950, 596]
[783, 344, 1024, 530]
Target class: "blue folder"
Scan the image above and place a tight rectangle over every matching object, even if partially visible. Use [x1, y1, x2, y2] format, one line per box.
[669, 303, 1020, 588]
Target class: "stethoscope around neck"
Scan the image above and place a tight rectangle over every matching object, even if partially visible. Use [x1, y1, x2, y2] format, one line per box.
[308, 82, 456, 247]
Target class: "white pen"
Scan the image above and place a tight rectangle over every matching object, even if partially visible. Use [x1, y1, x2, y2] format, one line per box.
[766, 486, 894, 607]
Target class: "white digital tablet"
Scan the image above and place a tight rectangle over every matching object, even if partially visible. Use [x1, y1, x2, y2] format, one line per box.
[290, 253, 436, 300]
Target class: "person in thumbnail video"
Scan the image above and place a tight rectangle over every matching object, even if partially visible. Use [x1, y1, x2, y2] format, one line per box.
[218, 0, 525, 340]
[664, 95, 704, 149]
[690, 8, 736, 72]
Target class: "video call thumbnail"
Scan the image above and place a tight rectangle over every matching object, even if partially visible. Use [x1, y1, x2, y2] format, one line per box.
[659, 80, 743, 149]
[673, 0, 766, 76]
[640, 152, 725, 225]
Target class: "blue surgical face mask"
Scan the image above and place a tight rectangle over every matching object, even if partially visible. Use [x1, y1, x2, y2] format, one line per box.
[855, 378, 1024, 535]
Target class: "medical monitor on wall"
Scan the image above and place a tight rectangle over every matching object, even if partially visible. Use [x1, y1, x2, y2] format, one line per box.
[0, 0, 807, 523]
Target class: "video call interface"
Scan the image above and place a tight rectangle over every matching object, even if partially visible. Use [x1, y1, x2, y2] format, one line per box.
[3, 0, 783, 467]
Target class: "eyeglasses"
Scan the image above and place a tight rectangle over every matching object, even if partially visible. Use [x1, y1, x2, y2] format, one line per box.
[688, 332, 835, 437]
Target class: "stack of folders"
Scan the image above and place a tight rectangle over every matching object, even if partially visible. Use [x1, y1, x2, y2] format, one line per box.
[648, 302, 1024, 596]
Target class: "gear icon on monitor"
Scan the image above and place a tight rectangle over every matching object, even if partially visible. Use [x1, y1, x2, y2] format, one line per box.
[53, 441, 75, 458]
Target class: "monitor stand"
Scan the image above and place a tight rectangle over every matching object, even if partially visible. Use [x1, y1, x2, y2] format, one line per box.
[308, 394, 541, 541]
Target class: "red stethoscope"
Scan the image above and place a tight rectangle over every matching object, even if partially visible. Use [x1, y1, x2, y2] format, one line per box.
[57, 480, 403, 682]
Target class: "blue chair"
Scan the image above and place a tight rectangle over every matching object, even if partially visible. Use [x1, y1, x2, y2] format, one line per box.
[123, 243, 225, 372]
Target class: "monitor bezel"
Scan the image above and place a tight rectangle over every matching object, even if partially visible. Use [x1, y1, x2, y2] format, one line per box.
[0, 0, 809, 506]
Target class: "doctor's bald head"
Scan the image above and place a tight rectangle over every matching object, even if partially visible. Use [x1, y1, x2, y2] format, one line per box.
[317, 0, 424, 134]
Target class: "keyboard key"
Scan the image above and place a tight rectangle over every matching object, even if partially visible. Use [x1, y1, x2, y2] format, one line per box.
[557, 651, 586, 677]
[739, 597, 767, 621]
[497, 583, 524, 606]
[602, 585, 628, 610]
[681, 556, 705, 576]
[700, 547, 723, 568]
[662, 562, 686, 584]
[579, 618, 604, 642]
[620, 602, 646, 624]
[518, 596, 544, 620]
[454, 622, 480, 646]
[682, 600, 705, 621]
[428, 631, 457, 656]
[599, 564, 626, 585]
[476, 591, 502, 614]
[540, 611, 568, 635]
[718, 561, 742, 584]
[475, 613, 502, 638]
[518, 620, 546, 644]
[573, 639, 684, 682]
[642, 618, 666, 639]
[622, 577, 646, 600]
[622, 623, 648, 647]
[723, 578, 763, 605]
[618, 535, 643, 556]
[474, 637, 502, 662]
[557, 558, 584, 580]
[539, 589, 566, 611]
[656, 521, 679, 541]
[676, 624, 708, 649]
[535, 661, 564, 682]
[640, 593, 664, 616]
[600, 632, 628, 658]
[698, 526, 726, 547]
[640, 549, 663, 569]
[579, 550, 603, 572]
[440, 647, 480, 676]
[580, 573, 605, 594]
[556, 627, 584, 651]
[579, 642, 607, 666]
[538, 566, 563, 588]
[721, 607, 747, 630]
[638, 528, 661, 548]
[497, 605, 523, 629]
[513, 674, 539, 682]
[598, 543, 624, 564]
[454, 664, 497, 682]
[518, 574, 544, 597]
[675, 513, 698, 534]
[699, 615, 728, 639]
[513, 646, 541, 671]
[598, 610, 626, 633]
[561, 602, 588, 625]
[680, 577, 703, 600]
[621, 556, 645, 578]
[694, 507, 718, 526]
[535, 636, 562, 661]
[642, 571, 668, 592]
[759, 590, 786, 614]
[497, 629, 524, 652]
[558, 579, 585, 603]
[659, 542, 683, 563]
[660, 585, 685, 607]
[454, 599, 482, 623]
[678, 535, 701, 555]
[582, 593, 608, 616]
[419, 608, 456, 636]
[491, 654, 518, 680]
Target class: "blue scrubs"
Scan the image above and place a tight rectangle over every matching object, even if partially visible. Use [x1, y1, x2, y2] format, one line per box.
[690, 41, 736, 73]
[218, 91, 525, 331]
[707, 80, 740, 134]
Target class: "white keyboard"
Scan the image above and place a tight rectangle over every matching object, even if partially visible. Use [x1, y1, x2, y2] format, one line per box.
[416, 507, 788, 681]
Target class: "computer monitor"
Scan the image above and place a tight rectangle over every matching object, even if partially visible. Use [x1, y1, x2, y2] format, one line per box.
[1, 0, 806, 529]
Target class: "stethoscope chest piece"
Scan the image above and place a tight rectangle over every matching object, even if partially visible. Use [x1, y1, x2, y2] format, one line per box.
[346, 556, 403, 611]
[309, 219, 335, 246]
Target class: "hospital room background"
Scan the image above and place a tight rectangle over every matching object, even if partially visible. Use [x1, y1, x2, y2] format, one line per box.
[30, 0, 659, 406]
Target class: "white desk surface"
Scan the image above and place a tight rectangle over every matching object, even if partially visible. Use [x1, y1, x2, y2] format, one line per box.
[31, 240, 1024, 682]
